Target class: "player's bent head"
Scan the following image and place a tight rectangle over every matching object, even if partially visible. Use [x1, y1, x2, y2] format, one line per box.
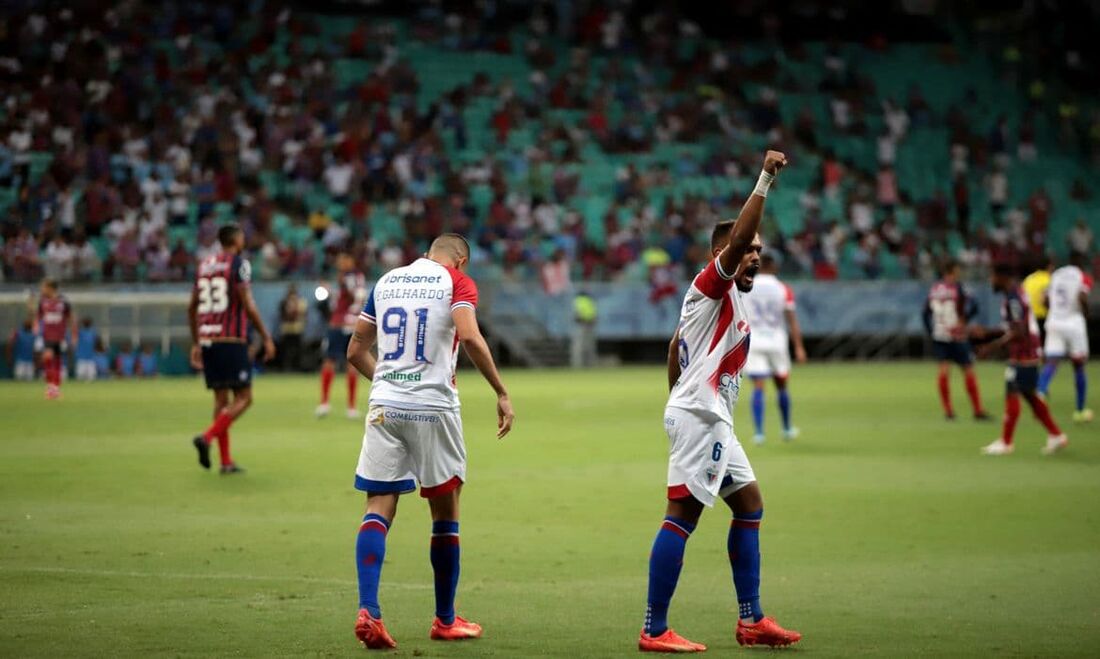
[218, 224, 244, 250]
[428, 233, 471, 269]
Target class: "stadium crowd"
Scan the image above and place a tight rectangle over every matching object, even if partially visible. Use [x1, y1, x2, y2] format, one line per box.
[1, 0, 1098, 287]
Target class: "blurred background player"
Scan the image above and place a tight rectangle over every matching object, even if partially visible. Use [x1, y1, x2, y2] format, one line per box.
[1022, 256, 1054, 343]
[115, 342, 137, 378]
[641, 152, 799, 653]
[316, 252, 366, 419]
[744, 253, 807, 444]
[188, 225, 276, 475]
[74, 317, 99, 382]
[8, 318, 37, 381]
[345, 234, 514, 649]
[978, 264, 1067, 456]
[36, 279, 75, 400]
[1038, 255, 1093, 423]
[923, 260, 989, 421]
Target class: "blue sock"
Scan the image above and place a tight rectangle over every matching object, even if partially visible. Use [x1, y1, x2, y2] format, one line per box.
[356, 513, 390, 617]
[645, 516, 696, 636]
[777, 389, 791, 431]
[728, 509, 764, 622]
[431, 520, 461, 624]
[1038, 361, 1058, 396]
[1074, 363, 1087, 412]
[751, 386, 765, 436]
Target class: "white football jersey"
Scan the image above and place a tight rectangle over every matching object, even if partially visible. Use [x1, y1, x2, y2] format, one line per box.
[744, 273, 794, 352]
[667, 258, 752, 426]
[361, 258, 478, 411]
[1046, 265, 1093, 323]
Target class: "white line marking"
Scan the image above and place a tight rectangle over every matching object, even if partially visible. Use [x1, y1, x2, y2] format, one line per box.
[0, 566, 431, 589]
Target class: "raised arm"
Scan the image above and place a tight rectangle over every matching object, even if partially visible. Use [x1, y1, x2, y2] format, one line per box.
[347, 316, 378, 380]
[452, 306, 514, 438]
[716, 150, 787, 277]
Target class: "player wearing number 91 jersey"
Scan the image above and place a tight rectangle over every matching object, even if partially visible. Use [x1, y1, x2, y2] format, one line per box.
[345, 234, 514, 649]
[188, 225, 276, 475]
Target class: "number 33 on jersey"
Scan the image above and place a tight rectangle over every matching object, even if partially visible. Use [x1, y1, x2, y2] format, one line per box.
[195, 253, 252, 341]
[361, 258, 478, 410]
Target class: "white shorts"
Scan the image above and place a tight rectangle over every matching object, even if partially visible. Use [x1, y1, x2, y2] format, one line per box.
[664, 406, 756, 507]
[76, 359, 97, 381]
[14, 361, 35, 381]
[1044, 317, 1089, 359]
[355, 406, 466, 498]
[746, 346, 791, 378]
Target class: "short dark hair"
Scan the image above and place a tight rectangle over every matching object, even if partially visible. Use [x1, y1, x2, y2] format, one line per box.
[940, 258, 960, 276]
[429, 233, 471, 260]
[760, 253, 777, 270]
[218, 224, 243, 247]
[710, 220, 735, 251]
[42, 278, 58, 291]
[992, 262, 1017, 278]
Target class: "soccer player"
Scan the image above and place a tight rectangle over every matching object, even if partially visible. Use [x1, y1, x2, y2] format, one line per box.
[1022, 256, 1053, 342]
[345, 234, 514, 650]
[922, 260, 989, 420]
[744, 253, 807, 444]
[188, 225, 276, 475]
[1037, 255, 1093, 422]
[36, 279, 76, 399]
[8, 318, 37, 381]
[74, 317, 99, 381]
[317, 252, 367, 419]
[978, 263, 1067, 456]
[639, 151, 800, 653]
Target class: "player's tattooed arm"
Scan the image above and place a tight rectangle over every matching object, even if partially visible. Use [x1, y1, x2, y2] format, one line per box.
[347, 317, 378, 380]
[667, 329, 681, 392]
[187, 286, 202, 369]
[239, 285, 276, 362]
[453, 306, 515, 439]
[717, 150, 786, 277]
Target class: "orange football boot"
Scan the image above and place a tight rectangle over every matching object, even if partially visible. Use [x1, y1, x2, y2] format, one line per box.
[430, 615, 483, 640]
[355, 609, 397, 649]
[638, 628, 707, 652]
[735, 616, 801, 647]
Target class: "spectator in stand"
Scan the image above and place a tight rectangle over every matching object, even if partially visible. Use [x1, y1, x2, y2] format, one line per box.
[1068, 218, 1094, 258]
[876, 166, 898, 212]
[986, 165, 1008, 219]
[92, 338, 111, 379]
[952, 175, 971, 237]
[43, 234, 74, 281]
[541, 248, 571, 296]
[72, 233, 100, 280]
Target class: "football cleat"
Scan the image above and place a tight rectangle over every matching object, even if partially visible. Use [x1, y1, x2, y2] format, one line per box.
[981, 439, 1014, 456]
[783, 427, 800, 441]
[315, 403, 330, 418]
[1073, 409, 1094, 423]
[220, 463, 246, 475]
[1041, 434, 1069, 456]
[736, 616, 802, 648]
[355, 609, 397, 649]
[973, 411, 993, 422]
[45, 385, 60, 400]
[638, 628, 707, 653]
[430, 615, 482, 641]
[945, 412, 956, 421]
[753, 434, 766, 446]
[193, 436, 211, 469]
[347, 408, 362, 420]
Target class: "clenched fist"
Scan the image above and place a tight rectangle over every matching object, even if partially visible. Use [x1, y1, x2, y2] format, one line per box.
[764, 150, 788, 175]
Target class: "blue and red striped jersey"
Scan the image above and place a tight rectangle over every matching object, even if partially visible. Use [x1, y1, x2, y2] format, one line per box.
[194, 252, 251, 342]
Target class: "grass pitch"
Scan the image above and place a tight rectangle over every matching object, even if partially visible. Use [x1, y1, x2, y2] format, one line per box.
[1, 362, 1099, 657]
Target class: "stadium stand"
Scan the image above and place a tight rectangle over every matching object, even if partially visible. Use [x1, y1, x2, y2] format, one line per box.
[1, 1, 1098, 286]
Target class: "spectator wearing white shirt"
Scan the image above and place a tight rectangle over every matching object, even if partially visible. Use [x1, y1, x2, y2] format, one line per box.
[323, 157, 355, 203]
[1068, 218, 1094, 257]
[986, 167, 1008, 218]
[72, 233, 100, 280]
[44, 234, 75, 281]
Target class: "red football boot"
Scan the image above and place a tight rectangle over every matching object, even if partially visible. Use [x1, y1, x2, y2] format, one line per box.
[736, 616, 801, 647]
[355, 609, 397, 649]
[638, 628, 707, 652]
[430, 615, 482, 640]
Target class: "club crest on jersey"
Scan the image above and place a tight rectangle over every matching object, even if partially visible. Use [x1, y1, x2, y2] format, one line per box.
[718, 372, 741, 396]
[705, 469, 718, 484]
